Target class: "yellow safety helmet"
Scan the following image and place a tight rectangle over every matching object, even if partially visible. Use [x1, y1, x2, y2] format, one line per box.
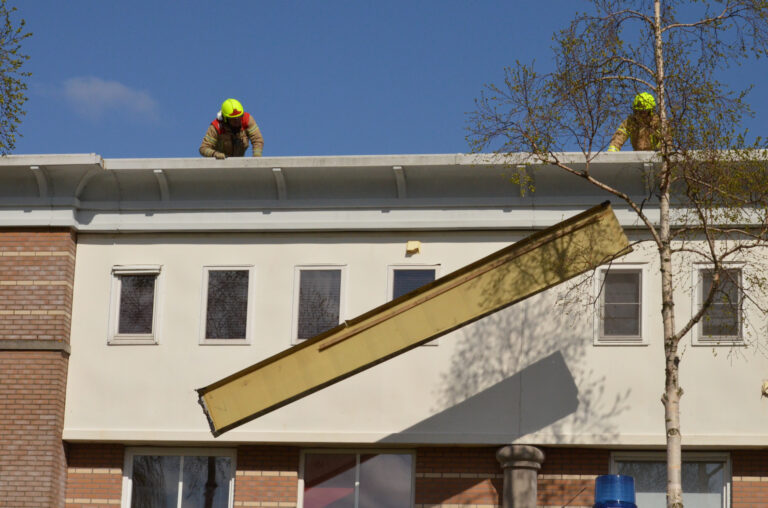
[221, 98, 245, 118]
[632, 92, 656, 111]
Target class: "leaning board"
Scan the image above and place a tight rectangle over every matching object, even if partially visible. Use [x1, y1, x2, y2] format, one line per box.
[197, 201, 631, 436]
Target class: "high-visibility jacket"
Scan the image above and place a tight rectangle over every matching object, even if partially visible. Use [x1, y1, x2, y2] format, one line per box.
[608, 112, 660, 151]
[199, 112, 264, 158]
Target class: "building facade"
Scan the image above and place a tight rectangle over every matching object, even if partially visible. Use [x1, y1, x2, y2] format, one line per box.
[0, 153, 766, 507]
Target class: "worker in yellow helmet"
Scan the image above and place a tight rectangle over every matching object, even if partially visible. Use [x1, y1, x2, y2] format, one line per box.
[607, 92, 660, 152]
[200, 99, 264, 159]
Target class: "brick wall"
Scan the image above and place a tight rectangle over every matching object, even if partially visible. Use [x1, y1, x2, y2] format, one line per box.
[65, 444, 124, 508]
[0, 229, 75, 508]
[537, 447, 610, 508]
[415, 447, 502, 508]
[732, 449, 768, 508]
[56, 444, 766, 506]
[235, 445, 300, 507]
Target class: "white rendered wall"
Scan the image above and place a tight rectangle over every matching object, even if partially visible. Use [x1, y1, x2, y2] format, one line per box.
[64, 232, 768, 446]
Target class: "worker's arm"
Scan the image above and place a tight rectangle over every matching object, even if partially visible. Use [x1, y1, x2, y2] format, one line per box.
[244, 116, 264, 157]
[608, 117, 630, 152]
[199, 125, 226, 159]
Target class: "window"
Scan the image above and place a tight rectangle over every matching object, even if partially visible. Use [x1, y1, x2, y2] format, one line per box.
[301, 451, 414, 508]
[595, 265, 645, 345]
[611, 453, 729, 508]
[389, 265, 439, 346]
[390, 266, 437, 300]
[293, 267, 345, 342]
[122, 448, 235, 508]
[200, 267, 254, 344]
[697, 267, 742, 343]
[109, 266, 161, 345]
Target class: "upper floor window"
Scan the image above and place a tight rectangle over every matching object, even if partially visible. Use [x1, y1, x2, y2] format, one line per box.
[293, 266, 345, 342]
[109, 266, 161, 345]
[200, 266, 254, 344]
[390, 266, 437, 300]
[390, 265, 439, 346]
[697, 267, 742, 343]
[595, 265, 646, 345]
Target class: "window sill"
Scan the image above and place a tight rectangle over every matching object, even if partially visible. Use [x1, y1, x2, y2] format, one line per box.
[108, 335, 158, 345]
[593, 338, 648, 347]
[199, 339, 251, 346]
[692, 337, 745, 347]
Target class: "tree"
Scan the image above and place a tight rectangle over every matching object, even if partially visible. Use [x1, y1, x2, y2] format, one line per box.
[0, 0, 30, 154]
[468, 1, 768, 506]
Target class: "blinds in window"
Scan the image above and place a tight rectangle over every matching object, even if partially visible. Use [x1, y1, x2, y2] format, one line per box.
[298, 269, 341, 340]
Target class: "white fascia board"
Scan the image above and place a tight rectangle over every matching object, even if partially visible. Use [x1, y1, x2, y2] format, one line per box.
[103, 152, 659, 171]
[70, 206, 657, 232]
[104, 154, 471, 171]
[0, 153, 104, 167]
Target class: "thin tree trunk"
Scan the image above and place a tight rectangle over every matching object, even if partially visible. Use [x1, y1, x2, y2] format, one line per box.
[653, 1, 684, 506]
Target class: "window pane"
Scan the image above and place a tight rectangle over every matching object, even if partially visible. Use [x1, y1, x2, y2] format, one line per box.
[358, 454, 413, 508]
[119, 274, 156, 334]
[131, 455, 180, 508]
[616, 460, 724, 508]
[180, 456, 232, 508]
[604, 271, 640, 304]
[701, 269, 740, 337]
[298, 270, 341, 340]
[393, 269, 436, 299]
[304, 453, 356, 508]
[206, 270, 249, 339]
[602, 271, 640, 337]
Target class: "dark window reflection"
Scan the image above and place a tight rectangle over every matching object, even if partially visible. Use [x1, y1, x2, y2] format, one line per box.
[304, 453, 356, 508]
[119, 274, 156, 334]
[298, 270, 341, 340]
[181, 456, 231, 508]
[206, 270, 249, 339]
[131, 455, 232, 508]
[393, 269, 435, 299]
[131, 455, 180, 508]
[303, 453, 413, 508]
[359, 454, 413, 508]
[701, 269, 741, 337]
[602, 271, 640, 336]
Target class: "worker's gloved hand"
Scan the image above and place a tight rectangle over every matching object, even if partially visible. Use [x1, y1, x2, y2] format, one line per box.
[607, 146, 619, 152]
[214, 152, 226, 160]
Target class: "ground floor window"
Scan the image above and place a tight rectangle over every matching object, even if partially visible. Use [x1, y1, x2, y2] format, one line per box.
[122, 448, 235, 508]
[611, 452, 730, 508]
[301, 450, 414, 508]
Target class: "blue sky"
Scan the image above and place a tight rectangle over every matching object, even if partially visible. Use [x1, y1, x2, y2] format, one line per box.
[13, 1, 768, 158]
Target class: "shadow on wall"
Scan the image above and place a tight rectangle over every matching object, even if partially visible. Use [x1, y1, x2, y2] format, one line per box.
[379, 350, 578, 443]
[380, 282, 631, 444]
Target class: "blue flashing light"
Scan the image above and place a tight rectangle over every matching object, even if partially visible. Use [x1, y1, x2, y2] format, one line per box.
[593, 474, 637, 508]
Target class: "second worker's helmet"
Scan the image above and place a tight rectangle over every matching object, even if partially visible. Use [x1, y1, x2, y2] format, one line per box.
[632, 92, 656, 111]
[221, 98, 245, 118]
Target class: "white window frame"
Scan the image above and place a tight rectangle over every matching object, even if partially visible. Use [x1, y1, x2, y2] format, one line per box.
[388, 264, 441, 346]
[692, 263, 745, 346]
[121, 447, 236, 508]
[593, 263, 648, 346]
[298, 448, 415, 508]
[610, 451, 731, 508]
[108, 265, 162, 345]
[291, 265, 347, 344]
[199, 265, 255, 345]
